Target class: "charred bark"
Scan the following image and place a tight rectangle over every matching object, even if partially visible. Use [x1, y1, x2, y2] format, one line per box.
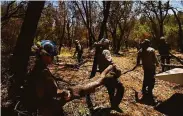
[88, 1, 111, 115]
[90, 1, 111, 78]
[10, 1, 45, 98]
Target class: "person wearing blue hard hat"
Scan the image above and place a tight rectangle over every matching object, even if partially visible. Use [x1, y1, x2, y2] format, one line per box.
[19, 40, 122, 115]
[40, 40, 57, 56]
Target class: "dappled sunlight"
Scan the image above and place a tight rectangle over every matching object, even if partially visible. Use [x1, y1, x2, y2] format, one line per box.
[48, 50, 183, 115]
[1, 1, 183, 115]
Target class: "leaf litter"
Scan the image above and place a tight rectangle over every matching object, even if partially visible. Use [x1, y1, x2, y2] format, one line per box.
[1, 49, 183, 116]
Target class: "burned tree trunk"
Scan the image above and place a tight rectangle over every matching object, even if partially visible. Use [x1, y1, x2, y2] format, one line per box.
[98, 1, 111, 41]
[172, 9, 183, 52]
[111, 31, 117, 52]
[87, 1, 111, 115]
[90, 1, 111, 78]
[9, 1, 45, 98]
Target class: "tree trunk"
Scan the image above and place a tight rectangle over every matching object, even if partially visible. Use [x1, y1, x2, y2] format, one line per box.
[105, 27, 108, 38]
[59, 22, 66, 54]
[75, 1, 95, 49]
[10, 1, 45, 98]
[58, 3, 66, 54]
[87, 1, 111, 114]
[115, 39, 121, 54]
[116, 22, 125, 54]
[115, 31, 123, 54]
[90, 1, 111, 78]
[88, 27, 96, 49]
[98, 2, 111, 40]
[88, 29, 93, 49]
[111, 31, 117, 52]
[67, 20, 71, 49]
[159, 21, 164, 38]
[172, 9, 183, 52]
[150, 22, 159, 46]
[87, 25, 96, 49]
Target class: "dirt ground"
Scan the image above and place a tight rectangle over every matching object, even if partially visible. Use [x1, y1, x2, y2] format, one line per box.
[1, 49, 183, 116]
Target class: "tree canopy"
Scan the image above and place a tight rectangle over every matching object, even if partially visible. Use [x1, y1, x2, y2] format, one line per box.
[1, 1, 183, 53]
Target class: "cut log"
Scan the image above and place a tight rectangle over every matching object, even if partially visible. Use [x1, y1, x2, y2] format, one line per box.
[155, 68, 183, 85]
[157, 53, 183, 65]
[169, 53, 183, 65]
[162, 64, 183, 68]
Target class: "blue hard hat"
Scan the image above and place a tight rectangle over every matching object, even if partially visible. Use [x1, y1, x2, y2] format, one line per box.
[40, 40, 57, 56]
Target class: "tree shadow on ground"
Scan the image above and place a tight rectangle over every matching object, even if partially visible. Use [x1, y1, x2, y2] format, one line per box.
[134, 90, 157, 106]
[154, 93, 183, 116]
[92, 107, 123, 116]
[92, 107, 111, 116]
[1, 106, 17, 116]
[52, 60, 89, 71]
[112, 51, 138, 57]
[112, 53, 124, 57]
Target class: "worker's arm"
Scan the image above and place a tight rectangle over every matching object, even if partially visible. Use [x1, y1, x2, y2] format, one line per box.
[101, 64, 119, 78]
[123, 51, 141, 74]
[57, 64, 120, 103]
[155, 54, 160, 67]
[70, 64, 120, 98]
[153, 51, 160, 67]
[131, 51, 141, 70]
[136, 51, 141, 66]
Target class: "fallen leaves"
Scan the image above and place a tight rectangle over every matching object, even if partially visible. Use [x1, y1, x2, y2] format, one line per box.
[1, 49, 183, 115]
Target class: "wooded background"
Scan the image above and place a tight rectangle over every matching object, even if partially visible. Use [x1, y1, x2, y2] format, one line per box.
[1, 1, 183, 54]
[1, 2, 183, 116]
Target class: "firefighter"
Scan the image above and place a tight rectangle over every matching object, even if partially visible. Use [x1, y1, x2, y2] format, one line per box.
[158, 36, 171, 71]
[93, 38, 124, 112]
[135, 39, 159, 99]
[21, 40, 122, 115]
